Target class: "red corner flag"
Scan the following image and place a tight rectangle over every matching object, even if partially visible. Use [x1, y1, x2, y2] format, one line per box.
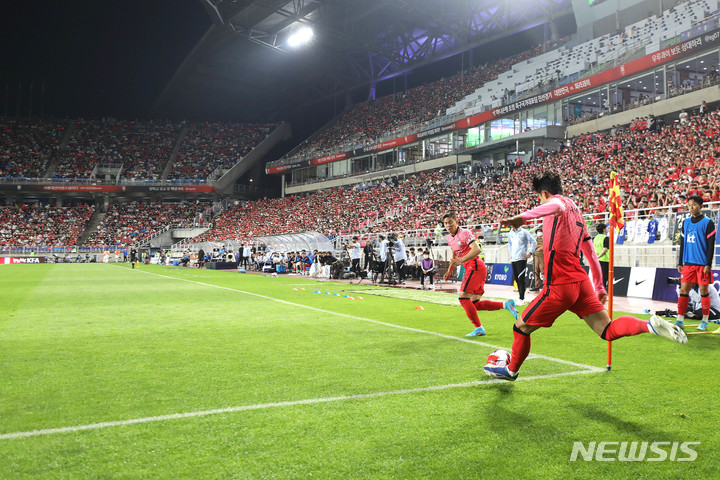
[606, 171, 624, 371]
[608, 171, 625, 231]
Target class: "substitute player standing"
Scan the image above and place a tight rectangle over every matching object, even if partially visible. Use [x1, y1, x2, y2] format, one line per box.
[675, 195, 716, 331]
[443, 213, 518, 337]
[486, 172, 686, 381]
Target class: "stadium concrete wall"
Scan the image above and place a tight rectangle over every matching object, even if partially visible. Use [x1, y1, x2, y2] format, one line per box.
[567, 84, 720, 137]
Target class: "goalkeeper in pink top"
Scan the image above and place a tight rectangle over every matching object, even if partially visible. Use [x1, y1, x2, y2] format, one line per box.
[485, 172, 686, 381]
[443, 213, 518, 337]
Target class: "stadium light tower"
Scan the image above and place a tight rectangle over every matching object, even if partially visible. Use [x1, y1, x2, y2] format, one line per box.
[287, 26, 314, 48]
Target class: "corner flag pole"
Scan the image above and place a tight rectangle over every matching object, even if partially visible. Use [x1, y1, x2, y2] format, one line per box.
[607, 224, 615, 371]
[607, 171, 625, 371]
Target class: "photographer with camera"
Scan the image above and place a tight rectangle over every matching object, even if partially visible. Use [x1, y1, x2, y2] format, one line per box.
[668, 277, 720, 322]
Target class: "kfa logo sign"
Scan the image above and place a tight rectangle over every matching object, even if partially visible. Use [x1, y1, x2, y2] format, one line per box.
[17, 257, 40, 264]
[570, 441, 699, 462]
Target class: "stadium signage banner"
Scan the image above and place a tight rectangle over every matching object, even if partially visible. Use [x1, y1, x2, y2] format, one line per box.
[1, 256, 47, 264]
[653, 268, 681, 302]
[627, 267, 657, 298]
[486, 263, 514, 285]
[268, 27, 720, 174]
[1, 184, 216, 194]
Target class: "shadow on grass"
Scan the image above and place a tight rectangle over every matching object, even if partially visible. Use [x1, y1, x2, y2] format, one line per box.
[570, 403, 676, 439]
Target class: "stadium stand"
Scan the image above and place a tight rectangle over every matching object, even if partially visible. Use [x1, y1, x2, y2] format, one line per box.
[287, 41, 558, 163]
[3, 1, 720, 252]
[192, 105, 720, 242]
[275, 0, 719, 170]
[1, 118, 275, 183]
[84, 200, 213, 247]
[0, 118, 68, 179]
[51, 119, 180, 181]
[169, 122, 275, 182]
[449, 0, 719, 118]
[2, 102, 718, 250]
[0, 203, 94, 247]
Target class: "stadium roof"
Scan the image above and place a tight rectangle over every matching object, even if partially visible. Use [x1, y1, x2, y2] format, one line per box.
[152, 0, 574, 121]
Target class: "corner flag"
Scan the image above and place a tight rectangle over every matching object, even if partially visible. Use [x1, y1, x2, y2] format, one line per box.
[608, 171, 624, 231]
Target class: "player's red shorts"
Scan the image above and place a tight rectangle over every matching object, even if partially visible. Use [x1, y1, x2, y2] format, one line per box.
[680, 265, 712, 286]
[460, 260, 487, 296]
[521, 278, 604, 327]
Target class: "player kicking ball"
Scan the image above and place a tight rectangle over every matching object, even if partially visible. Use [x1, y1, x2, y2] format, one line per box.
[442, 213, 518, 336]
[485, 172, 686, 381]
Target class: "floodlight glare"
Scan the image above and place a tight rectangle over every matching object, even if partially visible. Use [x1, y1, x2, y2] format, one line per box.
[288, 26, 314, 47]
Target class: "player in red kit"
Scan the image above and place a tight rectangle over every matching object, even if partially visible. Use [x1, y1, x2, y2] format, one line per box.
[485, 172, 686, 381]
[443, 213, 518, 336]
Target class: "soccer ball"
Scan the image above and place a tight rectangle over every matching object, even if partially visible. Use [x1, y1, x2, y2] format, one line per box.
[485, 349, 511, 370]
[271, 272, 278, 277]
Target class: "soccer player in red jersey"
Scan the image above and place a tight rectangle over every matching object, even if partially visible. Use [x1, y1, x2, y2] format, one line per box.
[486, 172, 686, 381]
[443, 213, 518, 337]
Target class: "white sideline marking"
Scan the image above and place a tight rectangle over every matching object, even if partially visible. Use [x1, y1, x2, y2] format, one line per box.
[132, 268, 603, 372]
[0, 368, 600, 440]
[0, 267, 605, 441]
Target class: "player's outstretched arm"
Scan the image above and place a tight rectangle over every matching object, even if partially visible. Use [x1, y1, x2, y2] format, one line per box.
[500, 215, 525, 228]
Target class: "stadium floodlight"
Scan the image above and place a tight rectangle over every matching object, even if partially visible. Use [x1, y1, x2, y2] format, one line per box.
[288, 26, 314, 47]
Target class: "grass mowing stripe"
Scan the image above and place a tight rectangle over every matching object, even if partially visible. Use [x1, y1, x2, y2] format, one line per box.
[0, 368, 601, 441]
[131, 267, 605, 372]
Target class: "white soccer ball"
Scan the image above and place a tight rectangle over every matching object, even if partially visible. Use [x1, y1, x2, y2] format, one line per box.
[271, 272, 278, 277]
[485, 349, 511, 370]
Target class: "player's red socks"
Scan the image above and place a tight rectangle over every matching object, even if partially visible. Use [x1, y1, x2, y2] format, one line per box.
[701, 294, 711, 316]
[677, 294, 689, 319]
[601, 315, 650, 341]
[508, 325, 530, 373]
[473, 300, 502, 311]
[459, 298, 481, 327]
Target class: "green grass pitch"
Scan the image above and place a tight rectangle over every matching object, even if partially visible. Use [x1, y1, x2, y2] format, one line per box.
[1, 264, 717, 479]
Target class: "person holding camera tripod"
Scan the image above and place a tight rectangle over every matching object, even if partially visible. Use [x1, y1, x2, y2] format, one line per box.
[443, 213, 518, 336]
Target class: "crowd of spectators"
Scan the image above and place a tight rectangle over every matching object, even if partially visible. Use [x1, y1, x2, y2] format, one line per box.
[84, 200, 213, 246]
[0, 118, 67, 178]
[4, 104, 720, 249]
[2, 117, 273, 183]
[0, 203, 94, 247]
[288, 41, 556, 162]
[52, 119, 180, 181]
[170, 122, 275, 181]
[196, 104, 720, 243]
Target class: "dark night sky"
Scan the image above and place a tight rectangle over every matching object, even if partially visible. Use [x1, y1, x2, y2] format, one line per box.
[0, 1, 210, 119]
[1, 3, 576, 125]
